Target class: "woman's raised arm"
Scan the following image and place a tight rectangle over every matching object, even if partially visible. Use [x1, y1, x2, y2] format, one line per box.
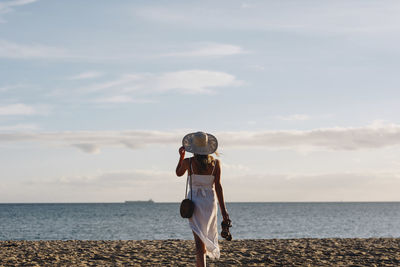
[176, 146, 189, 176]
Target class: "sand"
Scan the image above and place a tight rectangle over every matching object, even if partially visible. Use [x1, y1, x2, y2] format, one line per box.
[1, 238, 400, 266]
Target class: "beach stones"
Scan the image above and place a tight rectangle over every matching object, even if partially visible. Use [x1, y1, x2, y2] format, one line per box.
[1, 238, 400, 266]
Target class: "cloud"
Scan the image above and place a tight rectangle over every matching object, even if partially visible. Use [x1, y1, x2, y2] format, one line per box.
[12, 168, 180, 202]
[0, 103, 37, 115]
[219, 123, 400, 151]
[0, 40, 146, 61]
[92, 95, 156, 104]
[0, 130, 181, 153]
[0, 0, 37, 22]
[0, 41, 244, 62]
[0, 123, 39, 131]
[2, 123, 400, 153]
[225, 171, 400, 201]
[17, 169, 400, 202]
[40, 169, 173, 187]
[221, 162, 250, 172]
[68, 71, 103, 80]
[84, 70, 243, 94]
[0, 83, 27, 92]
[71, 143, 101, 154]
[163, 43, 247, 57]
[0, 39, 70, 59]
[0, 103, 50, 116]
[275, 114, 311, 121]
[0, 0, 37, 10]
[133, 3, 400, 35]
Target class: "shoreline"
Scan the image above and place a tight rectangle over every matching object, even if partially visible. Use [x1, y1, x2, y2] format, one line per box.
[1, 238, 400, 266]
[2, 201, 400, 204]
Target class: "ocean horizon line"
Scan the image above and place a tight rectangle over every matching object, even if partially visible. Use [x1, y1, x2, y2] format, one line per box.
[1, 201, 400, 204]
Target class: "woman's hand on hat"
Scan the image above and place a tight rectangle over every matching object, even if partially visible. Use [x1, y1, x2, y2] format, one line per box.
[179, 146, 185, 159]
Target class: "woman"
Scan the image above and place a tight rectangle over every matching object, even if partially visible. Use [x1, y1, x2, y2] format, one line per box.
[176, 131, 230, 267]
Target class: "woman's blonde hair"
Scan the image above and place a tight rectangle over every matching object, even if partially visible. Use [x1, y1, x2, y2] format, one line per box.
[194, 151, 219, 171]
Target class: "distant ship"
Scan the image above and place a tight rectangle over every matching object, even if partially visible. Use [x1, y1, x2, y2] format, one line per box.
[124, 199, 155, 204]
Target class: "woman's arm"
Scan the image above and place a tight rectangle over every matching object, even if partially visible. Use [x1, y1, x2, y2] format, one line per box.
[214, 159, 229, 221]
[176, 146, 189, 177]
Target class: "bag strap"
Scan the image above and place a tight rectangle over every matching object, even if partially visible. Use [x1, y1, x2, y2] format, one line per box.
[185, 158, 193, 200]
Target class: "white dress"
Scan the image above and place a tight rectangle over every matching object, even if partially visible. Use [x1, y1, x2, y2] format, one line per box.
[188, 160, 220, 259]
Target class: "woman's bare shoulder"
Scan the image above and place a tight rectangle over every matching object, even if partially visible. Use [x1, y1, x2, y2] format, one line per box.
[214, 158, 220, 166]
[214, 158, 221, 173]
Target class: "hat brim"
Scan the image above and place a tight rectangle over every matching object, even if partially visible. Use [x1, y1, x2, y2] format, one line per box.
[182, 132, 218, 155]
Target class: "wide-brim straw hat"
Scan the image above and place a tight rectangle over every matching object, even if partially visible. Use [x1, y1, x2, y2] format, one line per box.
[182, 131, 218, 155]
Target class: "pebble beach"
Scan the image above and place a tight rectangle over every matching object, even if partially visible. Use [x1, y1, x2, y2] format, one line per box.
[1, 238, 400, 266]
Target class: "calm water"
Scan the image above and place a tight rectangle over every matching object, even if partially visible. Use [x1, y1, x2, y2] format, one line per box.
[1, 202, 400, 240]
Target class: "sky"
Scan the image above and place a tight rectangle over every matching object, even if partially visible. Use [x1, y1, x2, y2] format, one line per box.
[1, 0, 400, 202]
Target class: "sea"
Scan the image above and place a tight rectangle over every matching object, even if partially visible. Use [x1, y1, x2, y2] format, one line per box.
[1, 202, 400, 241]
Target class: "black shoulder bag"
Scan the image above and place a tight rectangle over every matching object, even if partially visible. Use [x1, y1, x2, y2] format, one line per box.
[180, 158, 194, 218]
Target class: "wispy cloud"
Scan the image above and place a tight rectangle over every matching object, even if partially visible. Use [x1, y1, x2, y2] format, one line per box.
[2, 123, 400, 153]
[0, 130, 181, 153]
[93, 95, 156, 104]
[35, 169, 173, 187]
[0, 103, 37, 115]
[0, 39, 144, 61]
[0, 123, 39, 131]
[83, 70, 243, 95]
[0, 83, 27, 92]
[70, 143, 101, 154]
[0, 0, 37, 22]
[163, 43, 247, 57]
[0, 41, 244, 62]
[275, 114, 311, 121]
[226, 171, 400, 202]
[68, 71, 103, 80]
[219, 123, 400, 151]
[19, 169, 400, 202]
[0, 40, 246, 62]
[16, 169, 178, 202]
[0, 0, 37, 11]
[133, 3, 400, 35]
[221, 162, 250, 172]
[0, 39, 70, 59]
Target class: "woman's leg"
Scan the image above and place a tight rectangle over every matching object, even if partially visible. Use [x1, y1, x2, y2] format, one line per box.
[193, 231, 206, 267]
